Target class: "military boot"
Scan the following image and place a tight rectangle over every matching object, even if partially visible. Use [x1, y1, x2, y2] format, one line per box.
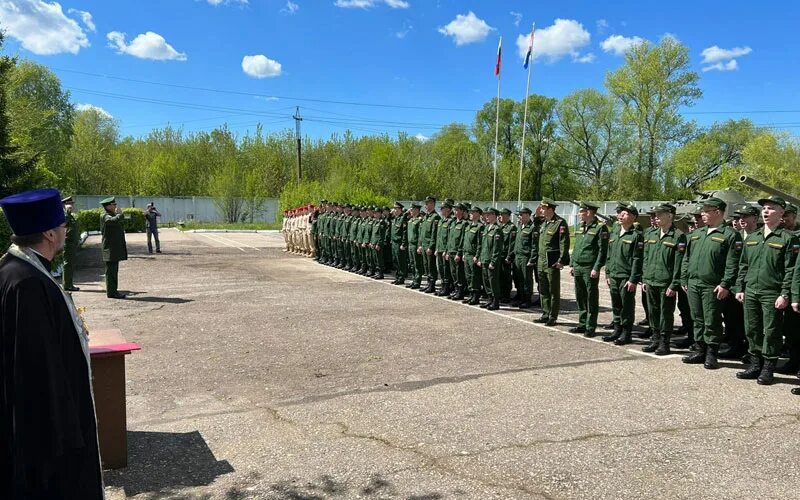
[468, 293, 481, 306]
[736, 356, 763, 379]
[437, 283, 451, 297]
[479, 297, 492, 308]
[534, 315, 549, 324]
[462, 292, 473, 303]
[704, 344, 720, 370]
[452, 288, 466, 301]
[777, 345, 800, 375]
[602, 325, 623, 343]
[614, 327, 633, 345]
[487, 298, 500, 310]
[682, 342, 706, 364]
[655, 334, 671, 356]
[757, 359, 777, 385]
[642, 331, 661, 353]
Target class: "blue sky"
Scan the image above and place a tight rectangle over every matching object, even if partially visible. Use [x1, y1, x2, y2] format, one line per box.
[1, 0, 798, 140]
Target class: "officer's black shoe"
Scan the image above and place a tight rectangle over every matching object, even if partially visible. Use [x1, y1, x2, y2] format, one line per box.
[757, 359, 777, 385]
[545, 319, 557, 327]
[602, 326, 622, 342]
[642, 333, 660, 353]
[64, 286, 80, 292]
[655, 335, 671, 356]
[736, 356, 763, 379]
[637, 327, 653, 339]
[614, 328, 633, 345]
[637, 318, 650, 327]
[533, 315, 549, 324]
[792, 388, 800, 395]
[518, 302, 531, 309]
[395, 279, 405, 286]
[424, 285, 436, 294]
[468, 295, 481, 306]
[682, 344, 706, 364]
[462, 293, 473, 303]
[453, 290, 466, 301]
[584, 330, 597, 338]
[107, 292, 127, 299]
[704, 344, 720, 370]
[487, 299, 500, 311]
[569, 326, 586, 334]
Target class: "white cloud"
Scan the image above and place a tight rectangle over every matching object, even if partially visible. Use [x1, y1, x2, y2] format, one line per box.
[281, 1, 299, 14]
[510, 11, 522, 27]
[255, 96, 280, 102]
[596, 19, 608, 33]
[67, 8, 95, 32]
[334, 0, 409, 8]
[515, 19, 590, 63]
[702, 59, 738, 72]
[206, 0, 248, 5]
[414, 133, 429, 142]
[107, 31, 187, 61]
[439, 11, 494, 46]
[0, 0, 90, 55]
[600, 34, 645, 56]
[242, 54, 282, 78]
[76, 103, 112, 119]
[575, 53, 596, 64]
[701, 45, 751, 64]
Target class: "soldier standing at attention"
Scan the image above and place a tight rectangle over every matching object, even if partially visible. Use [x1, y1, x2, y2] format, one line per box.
[641, 204, 686, 355]
[390, 202, 408, 285]
[419, 196, 441, 293]
[778, 203, 800, 375]
[463, 206, 484, 305]
[735, 196, 798, 384]
[510, 207, 537, 309]
[369, 207, 387, 280]
[602, 202, 644, 344]
[446, 203, 469, 300]
[477, 207, 503, 310]
[681, 197, 742, 369]
[569, 202, 609, 337]
[100, 197, 128, 299]
[791, 240, 800, 394]
[535, 199, 570, 326]
[406, 203, 424, 289]
[499, 208, 516, 303]
[435, 200, 454, 296]
[61, 196, 80, 292]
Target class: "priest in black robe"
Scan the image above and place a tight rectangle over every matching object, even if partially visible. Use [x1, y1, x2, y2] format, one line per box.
[0, 188, 104, 499]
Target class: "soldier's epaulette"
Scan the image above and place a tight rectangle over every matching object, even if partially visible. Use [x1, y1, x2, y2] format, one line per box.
[767, 242, 784, 249]
[710, 236, 725, 243]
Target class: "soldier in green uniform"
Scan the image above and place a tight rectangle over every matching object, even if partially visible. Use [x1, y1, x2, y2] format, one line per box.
[369, 207, 387, 279]
[61, 196, 80, 292]
[311, 204, 321, 261]
[602, 202, 644, 344]
[406, 203, 424, 289]
[637, 209, 658, 336]
[792, 241, 800, 394]
[382, 206, 393, 272]
[100, 197, 127, 299]
[477, 207, 503, 310]
[435, 200, 454, 296]
[499, 208, 516, 303]
[734, 196, 799, 384]
[390, 202, 408, 285]
[510, 207, 537, 309]
[347, 206, 360, 272]
[778, 203, 800, 374]
[463, 206, 484, 305]
[419, 196, 441, 293]
[681, 197, 742, 369]
[641, 204, 686, 355]
[446, 203, 469, 300]
[318, 201, 330, 264]
[535, 199, 570, 326]
[340, 205, 353, 269]
[569, 202, 609, 337]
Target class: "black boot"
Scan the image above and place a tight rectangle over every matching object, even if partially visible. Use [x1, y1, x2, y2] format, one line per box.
[682, 342, 706, 364]
[487, 298, 500, 310]
[655, 334, 671, 356]
[736, 356, 763, 379]
[642, 331, 661, 353]
[534, 315, 549, 324]
[757, 359, 777, 385]
[452, 288, 465, 301]
[614, 327, 633, 345]
[602, 326, 622, 343]
[462, 292, 474, 304]
[792, 388, 800, 395]
[468, 294, 481, 306]
[777, 346, 800, 374]
[704, 344, 720, 369]
[479, 297, 492, 308]
[569, 326, 587, 334]
[719, 341, 748, 360]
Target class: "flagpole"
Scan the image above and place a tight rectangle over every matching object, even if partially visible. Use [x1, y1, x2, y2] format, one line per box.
[492, 38, 502, 208]
[518, 24, 535, 208]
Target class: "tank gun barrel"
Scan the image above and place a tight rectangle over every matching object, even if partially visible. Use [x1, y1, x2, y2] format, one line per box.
[739, 176, 800, 206]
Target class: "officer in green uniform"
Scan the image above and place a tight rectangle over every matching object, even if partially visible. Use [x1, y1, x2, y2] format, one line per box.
[390, 202, 408, 285]
[602, 202, 644, 344]
[61, 196, 80, 291]
[463, 206, 484, 305]
[792, 238, 800, 394]
[778, 203, 800, 375]
[446, 203, 469, 300]
[311, 204, 321, 261]
[499, 208, 516, 302]
[406, 203, 424, 289]
[681, 197, 742, 369]
[100, 197, 127, 299]
[382, 206, 393, 272]
[347, 206, 360, 272]
[419, 196, 441, 293]
[341, 205, 353, 269]
[734, 196, 799, 384]
[569, 202, 609, 337]
[535, 199, 570, 326]
[637, 209, 658, 336]
[478, 207, 503, 310]
[641, 204, 686, 355]
[510, 207, 537, 309]
[369, 207, 387, 279]
[435, 200, 454, 296]
[318, 201, 330, 264]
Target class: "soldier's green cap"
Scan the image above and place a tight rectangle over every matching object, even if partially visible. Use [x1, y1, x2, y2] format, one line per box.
[61, 196, 74, 204]
[540, 198, 558, 208]
[382, 206, 390, 211]
[410, 202, 422, 209]
[393, 201, 404, 209]
[758, 195, 786, 209]
[785, 202, 797, 214]
[100, 196, 116, 206]
[454, 202, 467, 210]
[645, 206, 657, 215]
[517, 207, 532, 215]
[734, 204, 758, 217]
[578, 201, 599, 211]
[462, 201, 472, 209]
[441, 201, 453, 209]
[424, 196, 436, 203]
[469, 205, 483, 213]
[485, 207, 499, 216]
[615, 201, 639, 217]
[500, 208, 512, 215]
[700, 197, 726, 211]
[444, 198, 455, 206]
[653, 203, 676, 214]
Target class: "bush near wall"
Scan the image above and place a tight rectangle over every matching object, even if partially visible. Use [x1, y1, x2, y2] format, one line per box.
[77, 208, 146, 233]
[0, 211, 11, 253]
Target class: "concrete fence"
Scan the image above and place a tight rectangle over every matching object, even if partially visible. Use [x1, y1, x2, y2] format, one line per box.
[75, 196, 280, 224]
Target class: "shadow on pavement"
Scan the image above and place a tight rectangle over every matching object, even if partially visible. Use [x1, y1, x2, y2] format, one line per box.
[268, 473, 445, 500]
[124, 296, 194, 304]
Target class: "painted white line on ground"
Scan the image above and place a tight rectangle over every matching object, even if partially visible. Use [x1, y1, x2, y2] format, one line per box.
[197, 232, 247, 252]
[211, 233, 263, 251]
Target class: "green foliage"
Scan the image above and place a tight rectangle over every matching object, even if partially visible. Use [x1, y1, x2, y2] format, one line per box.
[76, 208, 146, 233]
[279, 180, 390, 213]
[0, 210, 10, 253]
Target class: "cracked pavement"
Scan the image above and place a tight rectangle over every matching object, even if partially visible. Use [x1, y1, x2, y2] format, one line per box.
[72, 230, 800, 499]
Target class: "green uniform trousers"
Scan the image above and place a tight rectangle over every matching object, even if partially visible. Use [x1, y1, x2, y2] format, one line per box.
[62, 246, 76, 289]
[393, 244, 408, 280]
[409, 247, 424, 285]
[423, 252, 438, 284]
[500, 260, 512, 299]
[437, 253, 450, 286]
[744, 290, 784, 360]
[449, 254, 466, 291]
[608, 276, 635, 329]
[573, 266, 600, 331]
[687, 281, 723, 346]
[645, 285, 676, 335]
[482, 265, 501, 299]
[465, 255, 481, 293]
[105, 261, 119, 297]
[512, 257, 533, 304]
[539, 267, 561, 320]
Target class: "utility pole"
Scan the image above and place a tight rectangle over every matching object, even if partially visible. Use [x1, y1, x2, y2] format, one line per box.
[293, 106, 303, 183]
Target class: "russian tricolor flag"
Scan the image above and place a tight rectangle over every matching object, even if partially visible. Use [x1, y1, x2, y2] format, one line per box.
[523, 27, 535, 69]
[495, 37, 502, 76]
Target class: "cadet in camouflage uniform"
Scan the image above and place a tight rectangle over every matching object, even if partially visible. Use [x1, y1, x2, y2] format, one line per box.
[510, 207, 536, 309]
[463, 206, 484, 305]
[435, 200, 454, 296]
[681, 197, 742, 370]
[641, 204, 686, 355]
[406, 203, 424, 289]
[390, 202, 408, 285]
[477, 207, 503, 310]
[535, 199, 570, 326]
[569, 202, 609, 337]
[446, 203, 469, 300]
[499, 208, 516, 302]
[419, 196, 441, 293]
[735, 196, 799, 384]
[602, 202, 644, 345]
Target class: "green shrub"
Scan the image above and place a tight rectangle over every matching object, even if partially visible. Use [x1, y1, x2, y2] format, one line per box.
[0, 211, 11, 254]
[76, 208, 146, 233]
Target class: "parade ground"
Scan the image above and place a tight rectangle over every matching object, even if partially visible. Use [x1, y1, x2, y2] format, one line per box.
[75, 230, 800, 499]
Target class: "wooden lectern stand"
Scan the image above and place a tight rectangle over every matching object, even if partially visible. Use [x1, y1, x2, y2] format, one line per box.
[89, 329, 140, 469]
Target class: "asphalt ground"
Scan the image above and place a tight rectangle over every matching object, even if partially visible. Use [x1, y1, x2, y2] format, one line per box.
[69, 229, 800, 499]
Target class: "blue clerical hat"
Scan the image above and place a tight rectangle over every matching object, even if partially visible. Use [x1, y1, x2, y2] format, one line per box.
[0, 188, 66, 236]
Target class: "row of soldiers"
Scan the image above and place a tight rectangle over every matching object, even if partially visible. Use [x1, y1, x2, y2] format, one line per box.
[282, 206, 315, 256]
[305, 196, 800, 395]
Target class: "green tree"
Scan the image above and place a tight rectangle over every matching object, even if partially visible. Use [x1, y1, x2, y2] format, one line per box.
[515, 95, 558, 200]
[65, 107, 119, 194]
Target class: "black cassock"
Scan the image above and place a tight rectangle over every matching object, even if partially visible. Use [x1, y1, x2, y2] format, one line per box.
[0, 252, 103, 499]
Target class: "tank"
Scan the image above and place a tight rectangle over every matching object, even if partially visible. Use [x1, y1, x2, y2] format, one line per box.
[672, 188, 747, 233]
[738, 175, 800, 206]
